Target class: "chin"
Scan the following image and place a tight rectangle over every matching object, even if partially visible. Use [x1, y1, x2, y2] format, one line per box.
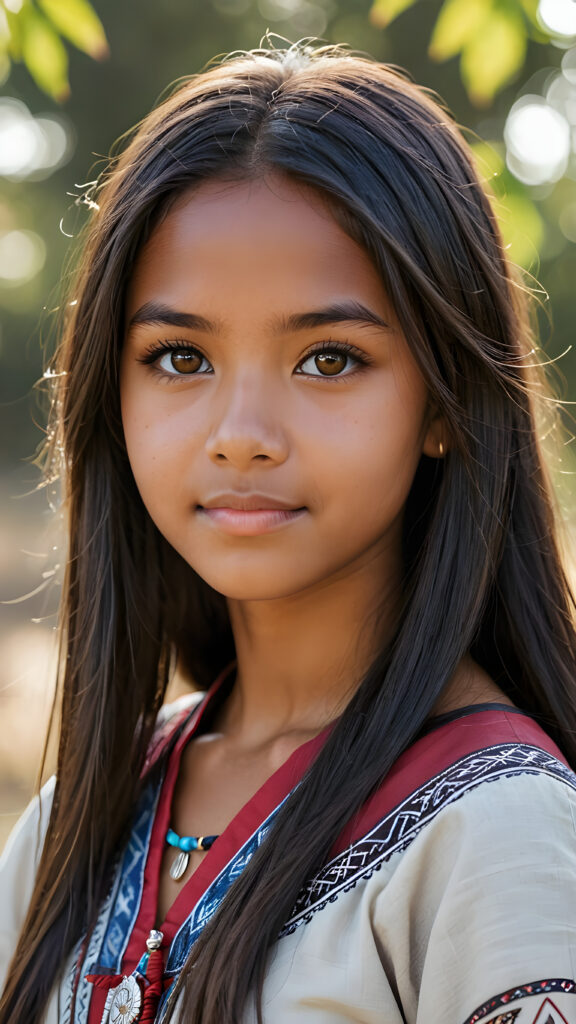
[188, 563, 319, 603]
[202, 579, 305, 602]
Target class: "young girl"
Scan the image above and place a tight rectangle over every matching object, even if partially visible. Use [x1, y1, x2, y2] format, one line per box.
[1, 39, 576, 1024]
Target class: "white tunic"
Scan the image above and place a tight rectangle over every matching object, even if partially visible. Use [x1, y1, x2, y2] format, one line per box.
[2, 698, 576, 1024]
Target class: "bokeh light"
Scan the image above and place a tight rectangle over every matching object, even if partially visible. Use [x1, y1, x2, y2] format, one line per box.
[505, 96, 571, 185]
[0, 98, 72, 181]
[559, 201, 576, 240]
[256, 0, 330, 36]
[562, 46, 576, 83]
[0, 230, 46, 286]
[538, 0, 576, 38]
[547, 71, 576, 123]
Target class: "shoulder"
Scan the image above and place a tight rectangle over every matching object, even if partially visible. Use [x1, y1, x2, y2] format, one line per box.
[354, 707, 576, 894]
[332, 705, 573, 853]
[0, 776, 56, 994]
[339, 711, 576, 1024]
[395, 768, 576, 1024]
[285, 713, 576, 936]
[271, 762, 576, 1024]
[0, 775, 56, 881]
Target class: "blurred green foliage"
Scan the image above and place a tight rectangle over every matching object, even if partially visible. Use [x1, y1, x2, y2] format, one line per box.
[0, 0, 574, 473]
[370, 0, 548, 103]
[1, 0, 108, 100]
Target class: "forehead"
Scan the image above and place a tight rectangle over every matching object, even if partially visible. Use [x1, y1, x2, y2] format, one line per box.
[125, 175, 390, 322]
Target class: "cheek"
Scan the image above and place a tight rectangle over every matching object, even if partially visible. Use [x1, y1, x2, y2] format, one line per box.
[323, 384, 428, 496]
[322, 415, 427, 555]
[120, 385, 191, 511]
[342, 430, 422, 526]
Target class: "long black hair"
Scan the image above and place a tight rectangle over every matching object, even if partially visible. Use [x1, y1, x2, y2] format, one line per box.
[1, 40, 575, 1024]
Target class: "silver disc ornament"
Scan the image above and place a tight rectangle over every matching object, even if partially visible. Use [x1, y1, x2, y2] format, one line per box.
[107, 975, 142, 1024]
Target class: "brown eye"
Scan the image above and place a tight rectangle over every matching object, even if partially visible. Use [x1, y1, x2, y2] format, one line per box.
[314, 352, 348, 376]
[155, 347, 210, 375]
[170, 350, 202, 374]
[297, 343, 364, 379]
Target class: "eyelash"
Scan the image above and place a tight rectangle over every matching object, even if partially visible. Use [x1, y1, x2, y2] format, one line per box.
[138, 338, 374, 382]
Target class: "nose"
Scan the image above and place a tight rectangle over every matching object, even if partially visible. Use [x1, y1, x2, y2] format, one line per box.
[204, 375, 289, 469]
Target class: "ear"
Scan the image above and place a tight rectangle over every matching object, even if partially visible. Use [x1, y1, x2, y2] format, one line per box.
[421, 407, 449, 459]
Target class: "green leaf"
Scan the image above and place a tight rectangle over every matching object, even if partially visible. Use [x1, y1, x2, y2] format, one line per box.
[461, 8, 527, 105]
[369, 0, 420, 30]
[429, 0, 493, 61]
[20, 4, 69, 101]
[4, 5, 22, 59]
[38, 0, 109, 59]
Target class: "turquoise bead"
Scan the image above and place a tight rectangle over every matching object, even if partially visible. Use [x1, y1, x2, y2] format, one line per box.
[180, 836, 198, 852]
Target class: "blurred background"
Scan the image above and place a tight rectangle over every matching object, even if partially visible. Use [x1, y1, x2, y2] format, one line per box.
[1, 0, 576, 848]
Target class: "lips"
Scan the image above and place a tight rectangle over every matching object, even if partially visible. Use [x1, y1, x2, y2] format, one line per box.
[198, 492, 305, 512]
[196, 495, 307, 536]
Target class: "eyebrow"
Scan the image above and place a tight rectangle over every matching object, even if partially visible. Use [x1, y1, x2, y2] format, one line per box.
[127, 300, 390, 334]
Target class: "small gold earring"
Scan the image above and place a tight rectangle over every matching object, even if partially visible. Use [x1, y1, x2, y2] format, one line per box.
[439, 441, 444, 457]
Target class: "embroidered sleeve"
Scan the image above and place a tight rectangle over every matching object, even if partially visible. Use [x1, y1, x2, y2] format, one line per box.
[463, 980, 576, 1023]
[370, 767, 576, 1024]
[415, 771, 576, 1023]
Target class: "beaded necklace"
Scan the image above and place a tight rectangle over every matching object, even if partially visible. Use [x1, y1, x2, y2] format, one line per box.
[165, 827, 219, 880]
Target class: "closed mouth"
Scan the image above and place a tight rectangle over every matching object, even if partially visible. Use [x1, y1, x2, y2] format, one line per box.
[197, 504, 306, 511]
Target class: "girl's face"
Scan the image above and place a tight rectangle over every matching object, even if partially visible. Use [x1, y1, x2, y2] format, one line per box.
[121, 175, 442, 601]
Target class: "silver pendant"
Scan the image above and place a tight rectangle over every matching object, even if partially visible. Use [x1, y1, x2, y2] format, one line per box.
[146, 928, 163, 951]
[170, 849, 190, 880]
[106, 975, 142, 1023]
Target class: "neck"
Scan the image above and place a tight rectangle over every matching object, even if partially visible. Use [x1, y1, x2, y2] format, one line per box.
[216, 555, 403, 749]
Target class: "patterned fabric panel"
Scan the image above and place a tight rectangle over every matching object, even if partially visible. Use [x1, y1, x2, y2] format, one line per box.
[154, 797, 291, 1021]
[279, 744, 576, 937]
[164, 798, 289, 976]
[464, 979, 576, 1023]
[59, 773, 164, 1024]
[58, 740, 576, 1024]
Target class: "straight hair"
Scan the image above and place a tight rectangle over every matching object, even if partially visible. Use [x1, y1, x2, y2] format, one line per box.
[1, 41, 575, 1024]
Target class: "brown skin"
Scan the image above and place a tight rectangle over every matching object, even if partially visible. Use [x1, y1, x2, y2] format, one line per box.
[120, 175, 512, 922]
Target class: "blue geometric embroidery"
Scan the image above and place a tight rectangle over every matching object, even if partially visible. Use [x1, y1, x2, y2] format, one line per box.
[278, 744, 576, 937]
[59, 936, 87, 1024]
[61, 741, 576, 1023]
[99, 778, 162, 969]
[153, 798, 290, 1021]
[59, 772, 164, 1023]
[165, 797, 289, 976]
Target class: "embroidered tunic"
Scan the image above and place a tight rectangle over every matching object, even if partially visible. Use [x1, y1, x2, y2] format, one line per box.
[2, 686, 576, 1024]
